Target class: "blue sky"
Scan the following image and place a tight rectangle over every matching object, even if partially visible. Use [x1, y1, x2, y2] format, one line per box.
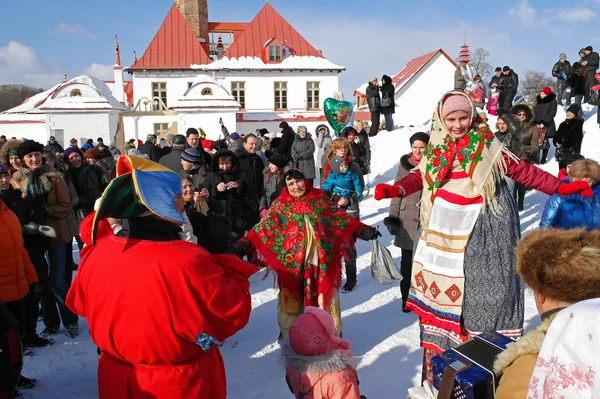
[1, 0, 599, 98]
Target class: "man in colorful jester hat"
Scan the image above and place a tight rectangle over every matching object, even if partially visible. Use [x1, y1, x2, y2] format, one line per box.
[66, 155, 257, 399]
[233, 168, 381, 341]
[373, 90, 593, 383]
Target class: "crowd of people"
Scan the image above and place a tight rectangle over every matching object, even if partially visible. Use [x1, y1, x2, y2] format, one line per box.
[0, 48, 599, 399]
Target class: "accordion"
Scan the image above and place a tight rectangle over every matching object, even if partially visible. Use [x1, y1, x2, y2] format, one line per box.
[432, 332, 514, 399]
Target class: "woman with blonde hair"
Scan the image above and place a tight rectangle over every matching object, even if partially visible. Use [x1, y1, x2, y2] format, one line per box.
[541, 159, 600, 230]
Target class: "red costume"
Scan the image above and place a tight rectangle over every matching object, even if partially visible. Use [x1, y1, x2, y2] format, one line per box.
[66, 156, 257, 399]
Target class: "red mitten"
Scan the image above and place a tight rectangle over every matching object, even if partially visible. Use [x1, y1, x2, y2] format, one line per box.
[557, 180, 593, 197]
[374, 184, 400, 200]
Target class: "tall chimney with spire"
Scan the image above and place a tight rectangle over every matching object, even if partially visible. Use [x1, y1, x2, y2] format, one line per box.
[113, 35, 125, 104]
[175, 0, 209, 53]
[459, 43, 471, 64]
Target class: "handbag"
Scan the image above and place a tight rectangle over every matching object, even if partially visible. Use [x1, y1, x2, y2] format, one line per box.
[370, 238, 402, 284]
[380, 96, 393, 108]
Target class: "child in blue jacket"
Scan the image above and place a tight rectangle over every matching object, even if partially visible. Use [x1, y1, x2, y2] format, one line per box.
[322, 156, 363, 208]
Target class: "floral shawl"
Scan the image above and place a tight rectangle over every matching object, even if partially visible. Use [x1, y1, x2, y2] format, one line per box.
[246, 182, 361, 308]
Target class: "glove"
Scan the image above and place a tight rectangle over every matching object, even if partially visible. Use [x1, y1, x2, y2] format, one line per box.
[557, 180, 593, 197]
[38, 225, 57, 238]
[562, 73, 567, 80]
[368, 228, 382, 241]
[383, 216, 402, 236]
[374, 184, 400, 201]
[260, 209, 268, 218]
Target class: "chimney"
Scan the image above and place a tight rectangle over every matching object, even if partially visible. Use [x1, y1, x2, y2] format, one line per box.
[113, 35, 125, 104]
[175, 0, 209, 53]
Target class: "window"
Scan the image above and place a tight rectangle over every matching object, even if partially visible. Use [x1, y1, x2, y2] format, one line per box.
[153, 123, 169, 136]
[70, 89, 82, 97]
[274, 81, 287, 110]
[151, 82, 167, 109]
[201, 88, 213, 96]
[306, 82, 320, 109]
[231, 81, 245, 109]
[269, 46, 282, 62]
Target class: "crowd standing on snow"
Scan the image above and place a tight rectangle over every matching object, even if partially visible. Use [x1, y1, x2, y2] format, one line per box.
[1, 46, 600, 399]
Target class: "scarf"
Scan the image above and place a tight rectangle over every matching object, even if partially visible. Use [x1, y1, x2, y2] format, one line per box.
[409, 154, 421, 166]
[246, 182, 361, 309]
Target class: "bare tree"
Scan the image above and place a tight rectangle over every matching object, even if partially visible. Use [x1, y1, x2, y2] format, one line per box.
[520, 71, 555, 103]
[471, 47, 493, 83]
[0, 84, 44, 112]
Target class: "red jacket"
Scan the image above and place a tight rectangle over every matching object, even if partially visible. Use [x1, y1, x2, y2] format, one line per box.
[66, 216, 257, 399]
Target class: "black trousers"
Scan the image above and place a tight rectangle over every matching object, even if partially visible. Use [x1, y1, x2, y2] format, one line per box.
[400, 249, 413, 306]
[370, 111, 380, 136]
[514, 183, 526, 210]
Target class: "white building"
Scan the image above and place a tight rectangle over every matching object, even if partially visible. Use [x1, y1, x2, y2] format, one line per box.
[353, 49, 457, 128]
[0, 76, 125, 147]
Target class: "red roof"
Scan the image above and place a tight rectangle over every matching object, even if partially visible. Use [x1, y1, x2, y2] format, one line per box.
[221, 3, 323, 60]
[208, 22, 248, 39]
[128, 4, 211, 70]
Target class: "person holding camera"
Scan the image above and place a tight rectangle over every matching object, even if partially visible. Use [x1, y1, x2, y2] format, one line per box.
[553, 104, 584, 170]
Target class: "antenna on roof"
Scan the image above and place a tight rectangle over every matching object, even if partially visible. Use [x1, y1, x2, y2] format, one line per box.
[115, 35, 121, 66]
[133, 50, 138, 63]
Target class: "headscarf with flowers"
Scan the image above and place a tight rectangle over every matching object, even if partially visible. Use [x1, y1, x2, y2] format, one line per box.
[246, 182, 361, 309]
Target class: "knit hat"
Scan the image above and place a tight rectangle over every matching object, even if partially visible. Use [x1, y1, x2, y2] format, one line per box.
[0, 163, 7, 175]
[127, 148, 141, 157]
[329, 156, 347, 174]
[166, 134, 175, 142]
[267, 153, 287, 169]
[197, 128, 206, 139]
[186, 127, 199, 137]
[279, 121, 290, 130]
[289, 307, 352, 357]
[18, 140, 44, 159]
[64, 146, 84, 161]
[409, 132, 430, 145]
[84, 148, 100, 160]
[567, 104, 581, 116]
[540, 86, 553, 96]
[297, 125, 307, 133]
[146, 134, 156, 141]
[586, 46, 593, 51]
[559, 53, 567, 60]
[441, 95, 473, 119]
[181, 148, 202, 164]
[502, 66, 510, 72]
[229, 132, 240, 141]
[495, 67, 502, 72]
[81, 142, 93, 151]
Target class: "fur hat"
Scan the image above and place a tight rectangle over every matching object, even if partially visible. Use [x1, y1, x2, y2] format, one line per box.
[329, 156, 347, 174]
[18, 140, 44, 159]
[0, 139, 22, 166]
[289, 307, 352, 357]
[267, 153, 287, 169]
[517, 229, 600, 303]
[442, 95, 473, 119]
[84, 148, 100, 160]
[567, 104, 581, 116]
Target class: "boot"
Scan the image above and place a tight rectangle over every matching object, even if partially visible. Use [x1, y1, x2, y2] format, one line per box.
[17, 376, 37, 389]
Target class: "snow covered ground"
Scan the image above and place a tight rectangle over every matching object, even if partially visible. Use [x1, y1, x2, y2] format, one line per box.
[21, 105, 600, 398]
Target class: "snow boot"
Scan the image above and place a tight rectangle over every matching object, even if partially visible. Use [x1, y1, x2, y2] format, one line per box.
[17, 376, 36, 389]
[22, 334, 54, 347]
[65, 324, 79, 339]
[342, 280, 356, 293]
[39, 326, 59, 338]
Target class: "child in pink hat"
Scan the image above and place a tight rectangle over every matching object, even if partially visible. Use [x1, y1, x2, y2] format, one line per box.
[283, 306, 366, 399]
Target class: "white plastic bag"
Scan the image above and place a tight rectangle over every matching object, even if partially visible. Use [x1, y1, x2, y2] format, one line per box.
[370, 239, 402, 284]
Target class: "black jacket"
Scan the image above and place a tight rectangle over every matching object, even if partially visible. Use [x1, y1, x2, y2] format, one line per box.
[366, 82, 380, 113]
[553, 117, 584, 154]
[552, 60, 572, 85]
[234, 148, 265, 201]
[67, 164, 108, 214]
[158, 147, 184, 173]
[495, 112, 523, 155]
[138, 141, 161, 162]
[380, 75, 395, 114]
[489, 74, 503, 91]
[568, 72, 586, 96]
[499, 70, 519, 94]
[44, 142, 64, 154]
[357, 129, 371, 164]
[534, 93, 558, 138]
[584, 52, 600, 72]
[273, 126, 295, 163]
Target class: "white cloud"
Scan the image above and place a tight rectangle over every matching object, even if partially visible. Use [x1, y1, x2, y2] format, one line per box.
[509, 0, 537, 27]
[556, 8, 597, 22]
[82, 63, 114, 80]
[52, 23, 96, 40]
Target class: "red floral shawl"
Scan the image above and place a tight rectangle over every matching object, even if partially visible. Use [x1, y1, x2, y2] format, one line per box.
[246, 182, 361, 308]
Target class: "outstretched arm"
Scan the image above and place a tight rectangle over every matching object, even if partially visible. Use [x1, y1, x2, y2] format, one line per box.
[374, 169, 423, 200]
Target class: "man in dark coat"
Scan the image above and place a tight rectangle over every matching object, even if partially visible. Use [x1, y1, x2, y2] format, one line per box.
[273, 121, 295, 163]
[159, 134, 186, 173]
[488, 67, 503, 94]
[380, 75, 395, 131]
[138, 134, 160, 162]
[355, 121, 371, 174]
[44, 136, 64, 154]
[366, 77, 381, 137]
[534, 87, 558, 164]
[499, 66, 519, 112]
[582, 46, 599, 100]
[552, 53, 572, 105]
[234, 134, 265, 228]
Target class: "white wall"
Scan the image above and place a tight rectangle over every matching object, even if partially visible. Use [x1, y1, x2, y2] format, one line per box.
[237, 120, 329, 136]
[393, 54, 455, 127]
[0, 123, 47, 143]
[45, 111, 120, 147]
[131, 70, 340, 113]
[177, 110, 237, 140]
[122, 114, 178, 142]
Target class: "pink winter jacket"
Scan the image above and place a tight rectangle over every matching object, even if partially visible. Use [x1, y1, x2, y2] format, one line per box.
[284, 343, 363, 399]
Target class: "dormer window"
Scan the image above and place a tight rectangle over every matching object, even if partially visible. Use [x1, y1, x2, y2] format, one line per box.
[201, 88, 213, 96]
[269, 45, 282, 62]
[70, 89, 82, 97]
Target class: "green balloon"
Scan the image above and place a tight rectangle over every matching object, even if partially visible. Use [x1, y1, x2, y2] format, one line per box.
[324, 98, 354, 135]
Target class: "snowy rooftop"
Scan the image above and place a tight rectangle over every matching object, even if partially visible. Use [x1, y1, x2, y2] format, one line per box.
[192, 56, 345, 71]
[170, 74, 241, 109]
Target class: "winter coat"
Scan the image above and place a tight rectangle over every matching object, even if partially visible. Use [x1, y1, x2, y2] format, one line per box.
[534, 93, 557, 138]
[68, 163, 109, 215]
[0, 199, 37, 304]
[274, 126, 296, 163]
[321, 157, 364, 190]
[66, 213, 256, 399]
[321, 170, 363, 201]
[366, 82, 380, 113]
[488, 75, 502, 91]
[584, 51, 600, 72]
[44, 141, 64, 154]
[235, 148, 266, 201]
[283, 343, 362, 399]
[493, 313, 557, 399]
[315, 125, 333, 169]
[159, 147, 184, 174]
[187, 165, 208, 190]
[389, 154, 421, 250]
[540, 180, 600, 231]
[500, 70, 519, 95]
[259, 167, 289, 211]
[12, 165, 73, 247]
[495, 113, 524, 156]
[291, 133, 316, 179]
[568, 72, 586, 96]
[552, 60, 572, 88]
[454, 64, 467, 91]
[138, 140, 160, 162]
[553, 117, 584, 154]
[203, 150, 250, 232]
[357, 129, 371, 165]
[380, 75, 395, 114]
[228, 140, 243, 154]
[510, 104, 538, 163]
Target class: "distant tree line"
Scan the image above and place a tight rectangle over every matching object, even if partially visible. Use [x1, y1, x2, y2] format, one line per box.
[0, 84, 45, 112]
